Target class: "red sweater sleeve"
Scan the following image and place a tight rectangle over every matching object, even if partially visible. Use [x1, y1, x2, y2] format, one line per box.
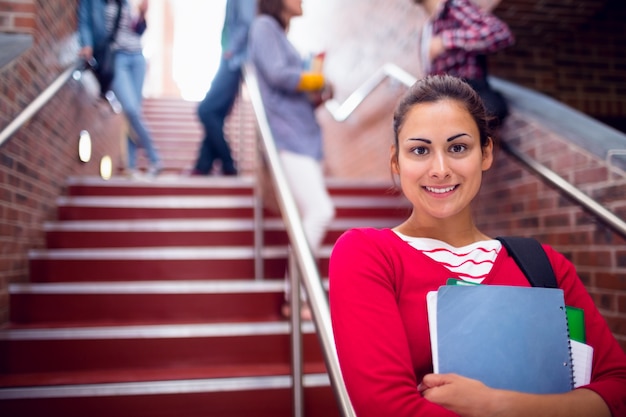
[543, 245, 626, 417]
[329, 228, 457, 417]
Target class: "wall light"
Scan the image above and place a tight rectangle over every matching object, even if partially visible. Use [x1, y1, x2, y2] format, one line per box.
[78, 130, 92, 162]
[100, 155, 113, 180]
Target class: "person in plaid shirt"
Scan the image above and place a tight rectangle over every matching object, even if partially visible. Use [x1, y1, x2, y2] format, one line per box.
[415, 0, 514, 127]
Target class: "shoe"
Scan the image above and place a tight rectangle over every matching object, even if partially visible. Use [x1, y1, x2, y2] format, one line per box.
[126, 169, 142, 180]
[189, 168, 208, 176]
[103, 90, 123, 114]
[223, 168, 238, 176]
[281, 302, 312, 321]
[147, 164, 162, 178]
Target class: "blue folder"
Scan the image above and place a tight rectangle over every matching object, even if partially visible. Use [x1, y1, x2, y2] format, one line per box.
[428, 285, 574, 394]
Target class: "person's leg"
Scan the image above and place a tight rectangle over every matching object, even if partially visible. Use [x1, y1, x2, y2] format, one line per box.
[279, 151, 335, 253]
[112, 51, 161, 171]
[278, 151, 336, 319]
[195, 59, 240, 175]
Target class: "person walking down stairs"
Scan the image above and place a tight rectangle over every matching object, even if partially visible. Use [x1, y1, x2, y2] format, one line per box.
[78, 0, 162, 178]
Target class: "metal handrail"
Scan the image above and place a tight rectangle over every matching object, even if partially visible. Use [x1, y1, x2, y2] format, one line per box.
[323, 62, 626, 239]
[324, 63, 416, 122]
[0, 60, 83, 148]
[242, 64, 356, 417]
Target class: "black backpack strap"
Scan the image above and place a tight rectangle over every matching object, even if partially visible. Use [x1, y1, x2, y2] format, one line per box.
[496, 236, 558, 288]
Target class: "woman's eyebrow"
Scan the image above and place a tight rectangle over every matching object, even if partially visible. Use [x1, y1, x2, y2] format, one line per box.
[447, 133, 469, 142]
[408, 137, 431, 144]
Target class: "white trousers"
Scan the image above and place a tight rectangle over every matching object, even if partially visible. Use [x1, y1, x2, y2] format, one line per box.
[279, 151, 335, 253]
[279, 151, 335, 301]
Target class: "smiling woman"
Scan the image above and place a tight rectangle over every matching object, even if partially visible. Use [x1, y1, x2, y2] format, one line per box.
[391, 98, 493, 230]
[329, 74, 626, 417]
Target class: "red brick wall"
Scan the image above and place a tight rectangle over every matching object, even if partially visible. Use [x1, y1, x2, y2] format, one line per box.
[0, 0, 125, 323]
[0, 0, 36, 34]
[490, 0, 626, 131]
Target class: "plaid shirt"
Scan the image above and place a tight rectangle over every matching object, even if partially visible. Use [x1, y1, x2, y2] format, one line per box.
[425, 0, 514, 80]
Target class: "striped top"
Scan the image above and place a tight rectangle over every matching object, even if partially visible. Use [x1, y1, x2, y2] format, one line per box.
[104, 1, 143, 53]
[395, 232, 502, 283]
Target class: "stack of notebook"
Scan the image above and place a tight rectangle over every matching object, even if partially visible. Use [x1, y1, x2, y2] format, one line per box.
[426, 282, 593, 393]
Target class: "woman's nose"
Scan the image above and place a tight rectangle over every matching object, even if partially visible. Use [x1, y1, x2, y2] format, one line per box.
[429, 153, 451, 179]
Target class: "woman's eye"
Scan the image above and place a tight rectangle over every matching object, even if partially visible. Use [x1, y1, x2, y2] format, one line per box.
[410, 146, 428, 156]
[450, 144, 467, 153]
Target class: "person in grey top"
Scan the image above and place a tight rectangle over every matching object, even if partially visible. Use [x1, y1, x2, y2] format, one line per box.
[249, 0, 335, 319]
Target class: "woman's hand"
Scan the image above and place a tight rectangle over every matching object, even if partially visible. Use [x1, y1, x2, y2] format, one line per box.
[429, 35, 446, 60]
[138, 0, 149, 16]
[79, 46, 93, 61]
[419, 373, 503, 417]
[308, 83, 334, 108]
[419, 373, 612, 417]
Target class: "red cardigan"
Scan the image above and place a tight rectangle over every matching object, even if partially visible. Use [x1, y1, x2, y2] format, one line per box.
[329, 228, 626, 417]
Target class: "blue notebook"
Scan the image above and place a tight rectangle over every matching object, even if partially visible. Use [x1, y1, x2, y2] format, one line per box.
[427, 285, 574, 394]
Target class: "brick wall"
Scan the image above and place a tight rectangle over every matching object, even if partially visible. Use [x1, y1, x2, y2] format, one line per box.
[0, 0, 36, 34]
[0, 0, 125, 323]
[490, 0, 626, 132]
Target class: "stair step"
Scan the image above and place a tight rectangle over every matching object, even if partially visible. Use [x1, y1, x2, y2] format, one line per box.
[55, 194, 408, 221]
[56, 195, 256, 220]
[0, 374, 340, 417]
[42, 217, 403, 248]
[0, 322, 323, 374]
[65, 176, 255, 196]
[9, 280, 288, 324]
[43, 218, 279, 248]
[28, 246, 294, 282]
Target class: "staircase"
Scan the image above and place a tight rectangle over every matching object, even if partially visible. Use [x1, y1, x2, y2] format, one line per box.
[0, 98, 410, 416]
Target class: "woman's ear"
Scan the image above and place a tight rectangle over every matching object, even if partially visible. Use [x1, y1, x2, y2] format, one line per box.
[390, 145, 400, 174]
[481, 137, 494, 171]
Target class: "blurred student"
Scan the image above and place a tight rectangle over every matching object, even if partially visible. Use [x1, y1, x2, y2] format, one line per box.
[78, 0, 162, 178]
[248, 0, 335, 319]
[191, 0, 256, 176]
[415, 0, 514, 128]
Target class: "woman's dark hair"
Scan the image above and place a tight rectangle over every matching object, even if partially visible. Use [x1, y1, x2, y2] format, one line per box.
[258, 0, 287, 29]
[392, 75, 493, 154]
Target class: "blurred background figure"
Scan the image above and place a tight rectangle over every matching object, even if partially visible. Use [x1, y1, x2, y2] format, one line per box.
[415, 0, 514, 128]
[78, 0, 162, 178]
[249, 0, 336, 319]
[190, 0, 256, 176]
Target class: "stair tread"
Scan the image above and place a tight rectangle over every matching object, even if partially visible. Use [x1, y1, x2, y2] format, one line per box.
[0, 319, 318, 337]
[0, 362, 329, 390]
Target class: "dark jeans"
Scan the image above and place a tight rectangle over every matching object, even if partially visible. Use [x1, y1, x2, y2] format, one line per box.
[194, 58, 240, 175]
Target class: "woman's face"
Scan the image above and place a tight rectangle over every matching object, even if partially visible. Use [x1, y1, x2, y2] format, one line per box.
[282, 0, 303, 19]
[392, 99, 493, 223]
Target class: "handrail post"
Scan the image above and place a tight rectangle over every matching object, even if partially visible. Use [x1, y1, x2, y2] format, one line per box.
[289, 251, 304, 417]
[254, 135, 265, 281]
